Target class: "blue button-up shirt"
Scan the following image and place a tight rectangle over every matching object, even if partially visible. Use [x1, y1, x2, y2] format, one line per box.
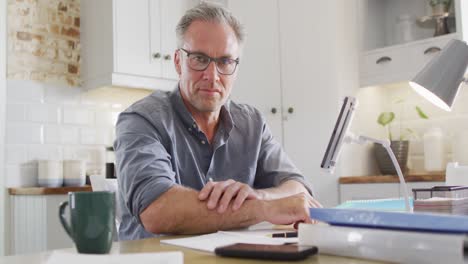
[114, 87, 313, 240]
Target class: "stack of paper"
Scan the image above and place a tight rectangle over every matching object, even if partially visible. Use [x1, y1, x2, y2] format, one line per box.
[336, 197, 413, 212]
[161, 222, 296, 252]
[298, 224, 466, 264]
[414, 197, 468, 215]
[300, 208, 468, 263]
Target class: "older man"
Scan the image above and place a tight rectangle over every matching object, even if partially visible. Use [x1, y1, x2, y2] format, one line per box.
[115, 3, 321, 240]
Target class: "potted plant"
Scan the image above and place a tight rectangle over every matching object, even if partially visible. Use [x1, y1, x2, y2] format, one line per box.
[429, 0, 452, 16]
[375, 102, 428, 175]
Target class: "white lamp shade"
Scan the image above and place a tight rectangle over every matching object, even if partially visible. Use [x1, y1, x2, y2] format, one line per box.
[410, 39, 468, 111]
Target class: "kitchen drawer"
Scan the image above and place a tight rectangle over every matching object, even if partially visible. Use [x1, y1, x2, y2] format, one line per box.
[360, 46, 412, 87]
[359, 33, 460, 88]
[339, 183, 400, 203]
[408, 35, 456, 77]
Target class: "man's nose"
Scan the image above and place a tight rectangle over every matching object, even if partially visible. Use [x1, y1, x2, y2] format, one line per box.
[203, 61, 220, 81]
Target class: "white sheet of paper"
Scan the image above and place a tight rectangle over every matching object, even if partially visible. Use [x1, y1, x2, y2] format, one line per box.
[46, 251, 183, 264]
[161, 222, 297, 252]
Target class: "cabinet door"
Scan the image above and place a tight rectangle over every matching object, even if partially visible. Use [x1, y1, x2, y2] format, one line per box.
[340, 183, 400, 203]
[114, 0, 161, 78]
[160, 0, 193, 80]
[228, 0, 283, 143]
[279, 0, 359, 207]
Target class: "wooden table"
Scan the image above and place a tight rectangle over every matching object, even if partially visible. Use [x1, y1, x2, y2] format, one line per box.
[0, 236, 387, 264]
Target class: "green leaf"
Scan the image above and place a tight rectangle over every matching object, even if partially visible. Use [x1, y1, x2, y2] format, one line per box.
[377, 112, 395, 126]
[415, 106, 429, 119]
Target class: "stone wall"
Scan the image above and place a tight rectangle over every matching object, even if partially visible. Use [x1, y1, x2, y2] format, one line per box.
[7, 0, 80, 86]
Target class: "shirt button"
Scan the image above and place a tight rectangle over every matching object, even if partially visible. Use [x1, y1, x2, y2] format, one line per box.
[188, 127, 192, 131]
[201, 140, 206, 145]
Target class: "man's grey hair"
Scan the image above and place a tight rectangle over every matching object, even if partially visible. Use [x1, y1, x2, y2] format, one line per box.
[176, 2, 245, 48]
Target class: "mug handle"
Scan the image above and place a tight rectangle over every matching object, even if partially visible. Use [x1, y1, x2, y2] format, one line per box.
[59, 201, 74, 242]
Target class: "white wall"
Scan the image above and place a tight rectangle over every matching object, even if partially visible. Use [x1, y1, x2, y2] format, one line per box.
[350, 82, 468, 174]
[4, 80, 128, 188]
[0, 0, 7, 256]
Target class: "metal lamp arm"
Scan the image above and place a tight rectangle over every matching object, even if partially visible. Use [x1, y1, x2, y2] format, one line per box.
[344, 133, 412, 212]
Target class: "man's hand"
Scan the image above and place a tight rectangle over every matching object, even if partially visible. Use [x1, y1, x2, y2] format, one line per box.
[198, 179, 261, 213]
[263, 193, 322, 226]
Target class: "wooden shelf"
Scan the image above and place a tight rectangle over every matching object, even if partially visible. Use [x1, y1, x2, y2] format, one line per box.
[339, 172, 445, 184]
[8, 185, 92, 195]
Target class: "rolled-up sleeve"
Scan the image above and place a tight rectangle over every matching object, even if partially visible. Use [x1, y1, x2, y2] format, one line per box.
[114, 112, 176, 224]
[254, 117, 314, 196]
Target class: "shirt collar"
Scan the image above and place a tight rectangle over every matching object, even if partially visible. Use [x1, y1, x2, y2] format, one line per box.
[170, 84, 235, 133]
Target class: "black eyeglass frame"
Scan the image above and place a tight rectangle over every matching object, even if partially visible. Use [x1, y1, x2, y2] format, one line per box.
[179, 48, 240, 75]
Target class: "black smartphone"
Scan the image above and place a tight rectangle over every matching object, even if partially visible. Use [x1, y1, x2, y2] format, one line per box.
[214, 243, 318, 261]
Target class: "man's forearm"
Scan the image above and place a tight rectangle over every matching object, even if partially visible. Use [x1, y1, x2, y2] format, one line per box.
[140, 185, 268, 235]
[257, 180, 309, 200]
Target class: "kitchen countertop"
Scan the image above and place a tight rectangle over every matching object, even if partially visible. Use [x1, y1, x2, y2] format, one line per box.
[339, 172, 445, 184]
[8, 185, 92, 195]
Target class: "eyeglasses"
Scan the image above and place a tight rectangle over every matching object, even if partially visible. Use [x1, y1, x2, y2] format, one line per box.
[179, 48, 240, 75]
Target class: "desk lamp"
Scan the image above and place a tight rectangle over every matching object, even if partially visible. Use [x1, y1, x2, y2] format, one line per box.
[409, 39, 468, 111]
[320, 40, 468, 213]
[321, 97, 412, 212]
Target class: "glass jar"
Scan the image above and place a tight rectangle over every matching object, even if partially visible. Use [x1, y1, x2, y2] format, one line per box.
[105, 146, 116, 178]
[423, 127, 446, 171]
[394, 14, 415, 44]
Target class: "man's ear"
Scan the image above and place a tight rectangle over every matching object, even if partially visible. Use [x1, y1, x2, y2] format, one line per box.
[174, 50, 182, 75]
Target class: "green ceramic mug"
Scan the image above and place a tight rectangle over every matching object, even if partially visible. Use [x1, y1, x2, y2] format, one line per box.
[59, 191, 115, 254]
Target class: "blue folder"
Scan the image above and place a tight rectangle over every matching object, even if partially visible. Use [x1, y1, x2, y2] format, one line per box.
[310, 208, 468, 234]
[335, 198, 413, 212]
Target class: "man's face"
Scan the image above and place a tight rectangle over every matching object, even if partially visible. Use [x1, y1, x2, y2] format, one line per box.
[174, 20, 240, 113]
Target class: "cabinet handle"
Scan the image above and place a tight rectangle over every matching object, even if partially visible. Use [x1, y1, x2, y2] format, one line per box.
[375, 56, 392, 64]
[152, 53, 161, 59]
[287, 107, 294, 114]
[423, 46, 441, 55]
[271, 107, 277, 114]
[164, 54, 172, 60]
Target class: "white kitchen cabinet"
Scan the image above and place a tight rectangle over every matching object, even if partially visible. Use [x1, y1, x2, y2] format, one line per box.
[360, 34, 455, 87]
[229, 0, 359, 207]
[358, 0, 468, 88]
[9, 194, 73, 255]
[228, 0, 283, 142]
[340, 183, 400, 202]
[339, 181, 445, 203]
[81, 0, 196, 91]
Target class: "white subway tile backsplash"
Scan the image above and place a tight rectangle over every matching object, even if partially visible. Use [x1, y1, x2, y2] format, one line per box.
[6, 104, 26, 122]
[111, 112, 120, 126]
[61, 127, 80, 144]
[95, 111, 114, 126]
[27, 104, 61, 123]
[27, 145, 50, 161]
[7, 80, 44, 103]
[88, 147, 106, 164]
[43, 125, 60, 144]
[4, 80, 129, 187]
[74, 147, 92, 162]
[80, 127, 109, 145]
[80, 128, 98, 145]
[6, 123, 43, 144]
[63, 108, 94, 125]
[44, 125, 80, 145]
[43, 84, 81, 105]
[27, 145, 63, 161]
[63, 146, 103, 161]
[62, 146, 78, 160]
[6, 145, 27, 164]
